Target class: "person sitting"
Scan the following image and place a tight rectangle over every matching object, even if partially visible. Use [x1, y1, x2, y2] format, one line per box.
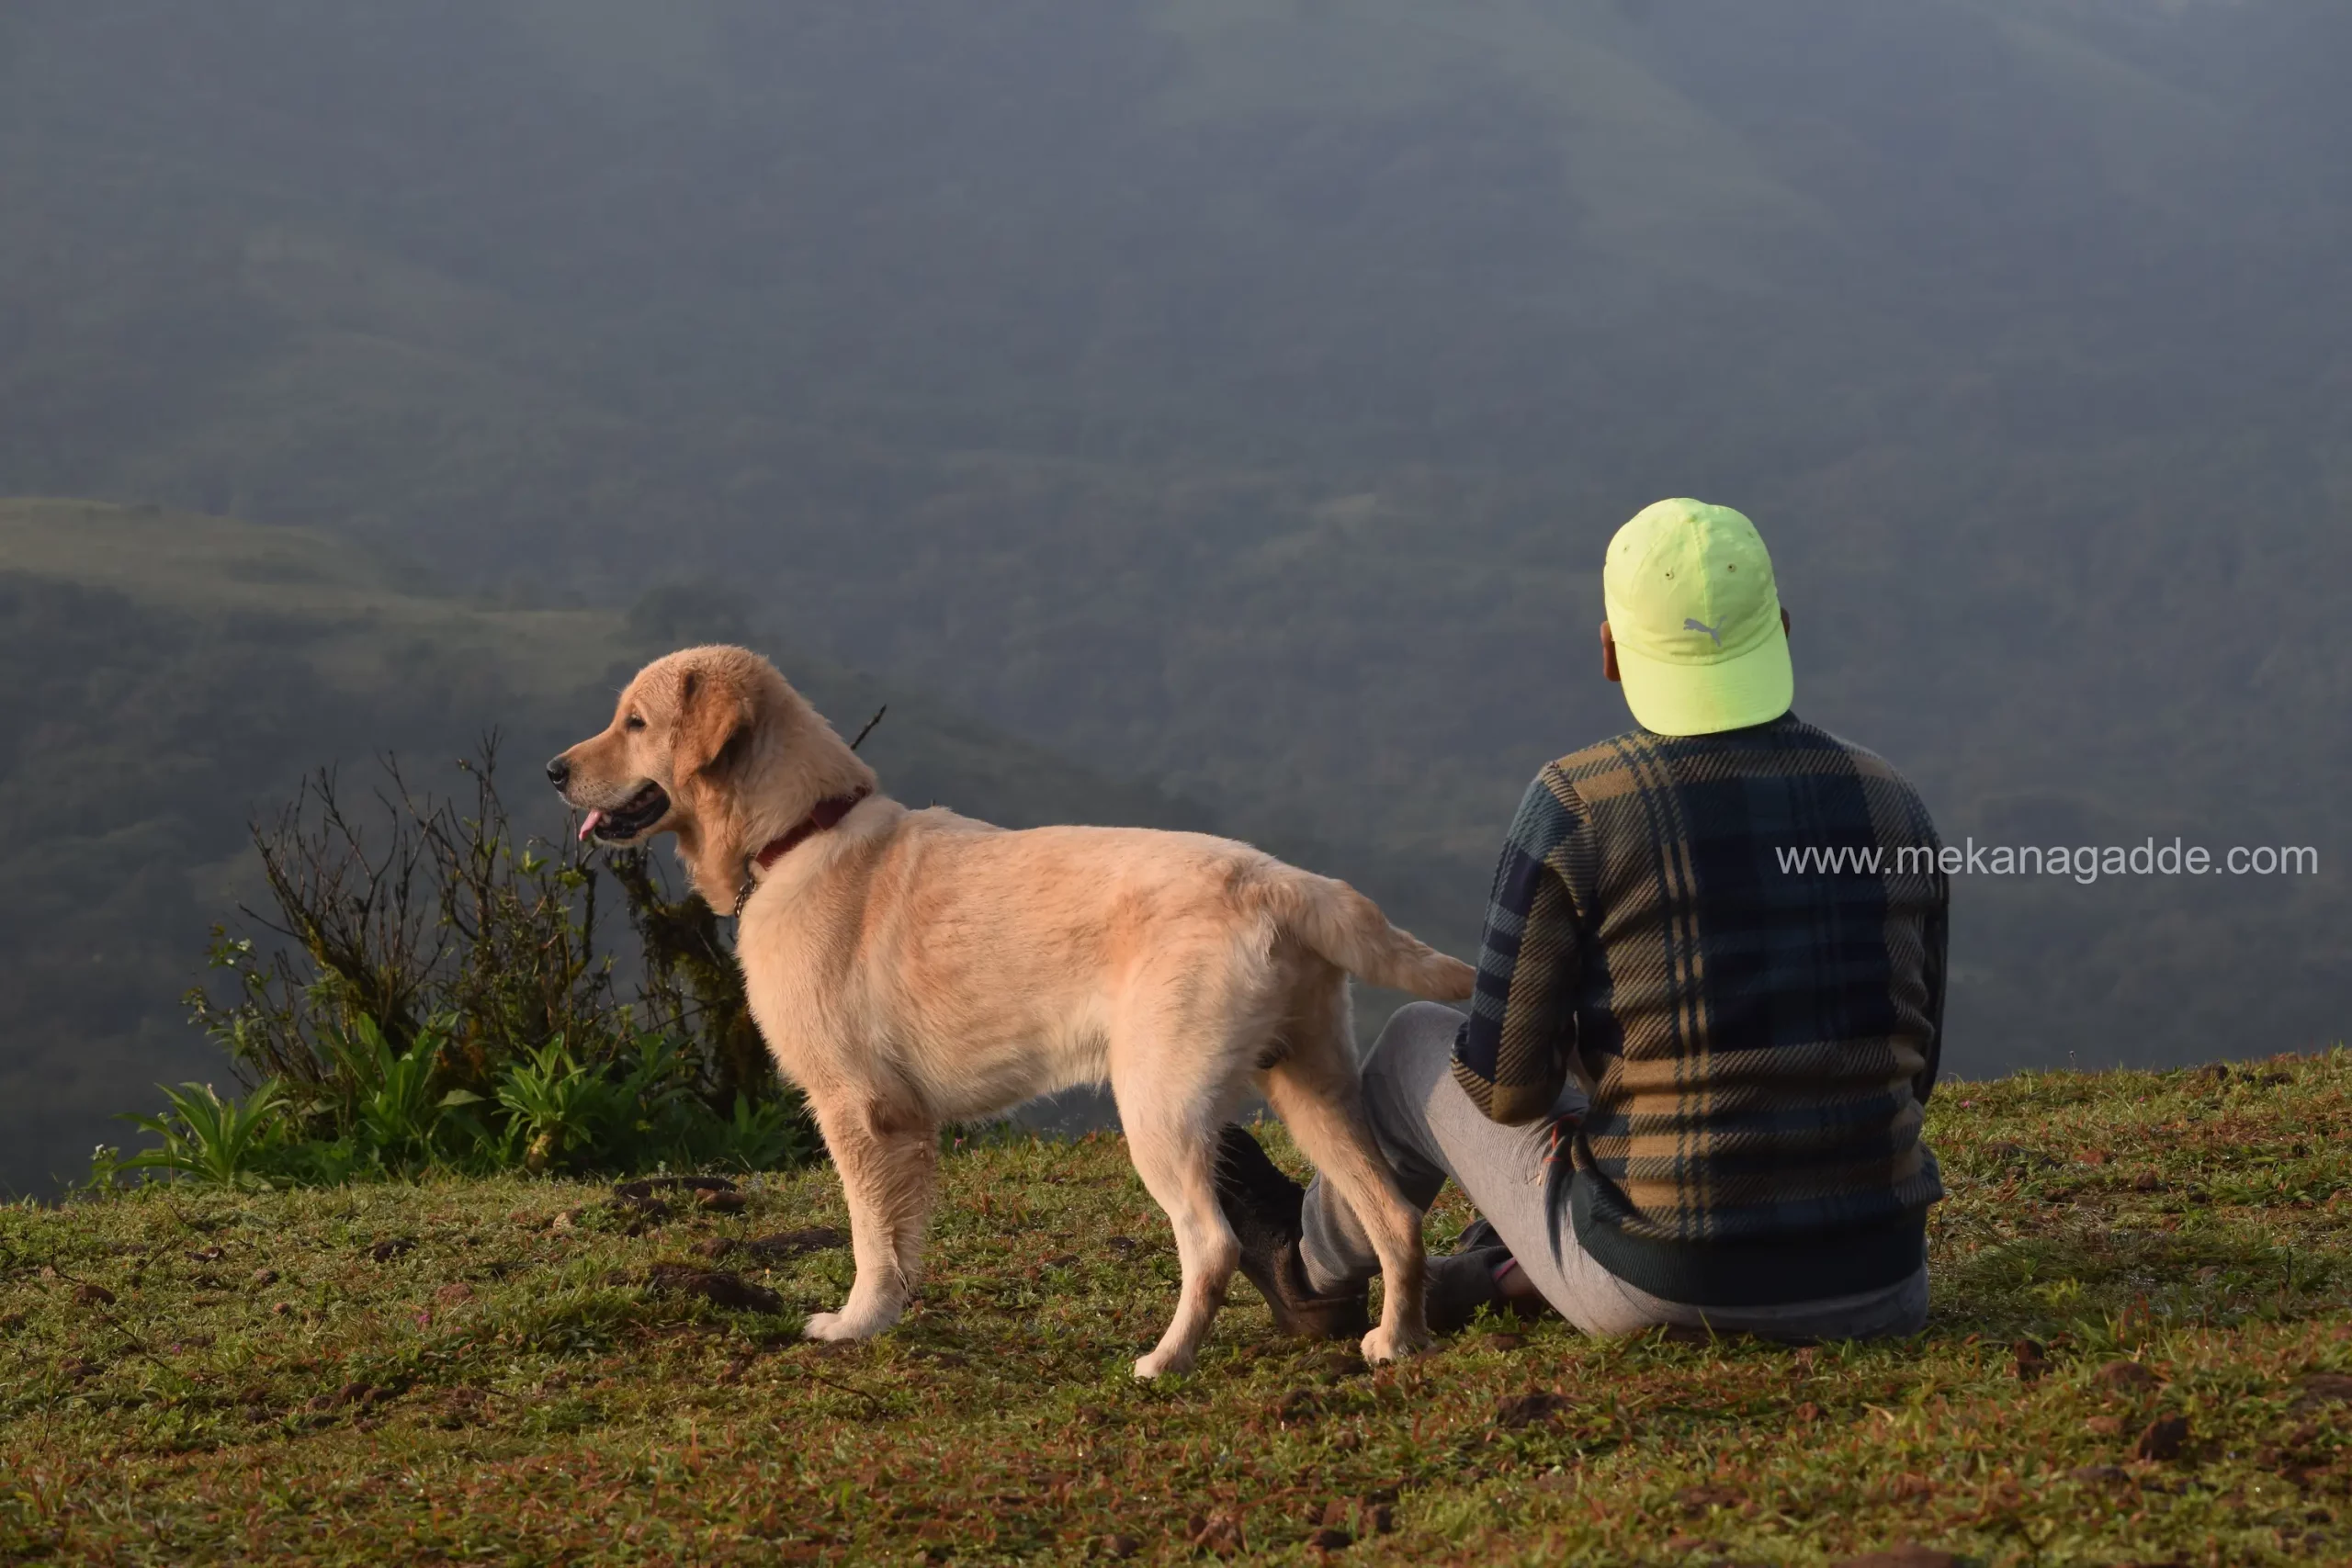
[1216, 499, 1949, 1342]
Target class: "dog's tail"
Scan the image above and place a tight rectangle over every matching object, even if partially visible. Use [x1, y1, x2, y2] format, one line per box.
[1255, 864, 1476, 1001]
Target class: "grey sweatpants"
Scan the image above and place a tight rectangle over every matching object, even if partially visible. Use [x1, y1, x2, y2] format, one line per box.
[1300, 1002, 1928, 1340]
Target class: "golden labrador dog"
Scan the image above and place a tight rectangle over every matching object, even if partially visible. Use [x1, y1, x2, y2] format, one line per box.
[549, 646, 1473, 1376]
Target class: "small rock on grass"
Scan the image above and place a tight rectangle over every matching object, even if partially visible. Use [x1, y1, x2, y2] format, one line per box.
[645, 1262, 783, 1313]
[368, 1238, 416, 1263]
[71, 1283, 116, 1307]
[2085, 1416, 2126, 1437]
[1185, 1512, 1245, 1557]
[1827, 1547, 1964, 1568]
[613, 1175, 738, 1201]
[1678, 1485, 1745, 1515]
[1494, 1390, 1570, 1428]
[742, 1226, 848, 1259]
[2135, 1413, 2191, 1461]
[306, 1382, 380, 1413]
[1306, 1526, 1351, 1551]
[1094, 1533, 1141, 1560]
[1486, 1332, 1527, 1352]
[2294, 1373, 2352, 1409]
[433, 1389, 492, 1429]
[2095, 1359, 2159, 1393]
[249, 1268, 278, 1287]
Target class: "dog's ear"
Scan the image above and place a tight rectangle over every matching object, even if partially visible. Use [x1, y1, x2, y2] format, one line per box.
[672, 663, 757, 779]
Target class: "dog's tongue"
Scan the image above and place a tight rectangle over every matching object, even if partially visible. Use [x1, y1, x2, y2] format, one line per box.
[577, 809, 605, 842]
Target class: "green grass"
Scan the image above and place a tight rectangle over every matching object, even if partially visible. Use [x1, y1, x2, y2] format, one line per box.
[6, 1055, 2350, 1566]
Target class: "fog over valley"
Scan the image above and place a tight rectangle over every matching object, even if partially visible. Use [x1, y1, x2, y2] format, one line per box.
[1, 0, 2345, 1194]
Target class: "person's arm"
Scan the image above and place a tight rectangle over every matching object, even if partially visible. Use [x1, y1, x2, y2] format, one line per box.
[1915, 862, 1949, 1107]
[1451, 766, 1586, 1125]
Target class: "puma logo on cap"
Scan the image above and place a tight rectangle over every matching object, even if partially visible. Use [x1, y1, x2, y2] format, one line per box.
[1683, 616, 1723, 645]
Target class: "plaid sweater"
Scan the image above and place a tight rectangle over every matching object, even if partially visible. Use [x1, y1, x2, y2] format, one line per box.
[1452, 712, 1948, 1307]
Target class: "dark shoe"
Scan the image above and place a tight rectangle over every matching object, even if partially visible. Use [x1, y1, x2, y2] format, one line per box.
[1428, 1217, 1557, 1334]
[1214, 1125, 1371, 1340]
[1425, 1246, 1512, 1335]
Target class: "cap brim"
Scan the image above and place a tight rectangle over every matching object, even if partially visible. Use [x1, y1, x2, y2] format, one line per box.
[1614, 625, 1793, 737]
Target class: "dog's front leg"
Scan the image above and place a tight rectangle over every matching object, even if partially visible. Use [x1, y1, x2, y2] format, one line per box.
[804, 1099, 939, 1342]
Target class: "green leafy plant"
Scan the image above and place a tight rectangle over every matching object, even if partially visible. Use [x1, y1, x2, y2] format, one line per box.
[329, 1012, 454, 1170]
[116, 1081, 291, 1189]
[709, 1090, 819, 1171]
[489, 1033, 718, 1175]
[492, 1037, 605, 1174]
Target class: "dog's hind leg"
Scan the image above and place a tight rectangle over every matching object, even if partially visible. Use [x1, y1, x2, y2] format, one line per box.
[1119, 1109, 1241, 1379]
[1110, 1023, 1250, 1379]
[804, 1095, 939, 1342]
[1260, 980, 1430, 1364]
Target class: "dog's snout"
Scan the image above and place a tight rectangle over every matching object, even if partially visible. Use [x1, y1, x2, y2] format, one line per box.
[545, 755, 571, 788]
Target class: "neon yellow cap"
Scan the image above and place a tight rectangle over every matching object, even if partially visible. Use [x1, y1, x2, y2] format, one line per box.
[1602, 499, 1792, 736]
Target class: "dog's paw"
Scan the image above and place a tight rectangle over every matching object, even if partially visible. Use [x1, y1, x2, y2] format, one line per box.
[1132, 1348, 1195, 1380]
[802, 1310, 866, 1342]
[1359, 1323, 1430, 1364]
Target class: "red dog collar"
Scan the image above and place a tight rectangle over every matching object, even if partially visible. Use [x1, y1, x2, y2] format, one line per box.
[734, 788, 870, 917]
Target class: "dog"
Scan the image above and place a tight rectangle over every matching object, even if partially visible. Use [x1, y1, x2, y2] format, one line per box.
[549, 646, 1474, 1376]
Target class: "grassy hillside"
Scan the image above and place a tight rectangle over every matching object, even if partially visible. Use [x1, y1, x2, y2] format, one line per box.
[1, 500, 1329, 1200]
[6, 1054, 2349, 1564]
[1, 2, 2344, 1078]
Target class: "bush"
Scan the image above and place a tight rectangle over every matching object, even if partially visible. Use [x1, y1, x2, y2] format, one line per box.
[113, 739, 818, 1188]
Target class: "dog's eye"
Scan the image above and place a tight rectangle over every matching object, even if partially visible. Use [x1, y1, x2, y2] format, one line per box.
[625, 714, 647, 732]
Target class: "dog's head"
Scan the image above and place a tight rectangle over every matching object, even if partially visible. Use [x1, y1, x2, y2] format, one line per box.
[547, 645, 762, 849]
[548, 645, 876, 903]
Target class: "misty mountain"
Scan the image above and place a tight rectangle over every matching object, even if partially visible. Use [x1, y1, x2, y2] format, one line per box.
[0, 0, 2345, 1119]
[0, 501, 1375, 1196]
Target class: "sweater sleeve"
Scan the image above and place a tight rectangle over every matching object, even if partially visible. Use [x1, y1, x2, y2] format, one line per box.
[1451, 766, 1587, 1125]
[1915, 820, 1951, 1108]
